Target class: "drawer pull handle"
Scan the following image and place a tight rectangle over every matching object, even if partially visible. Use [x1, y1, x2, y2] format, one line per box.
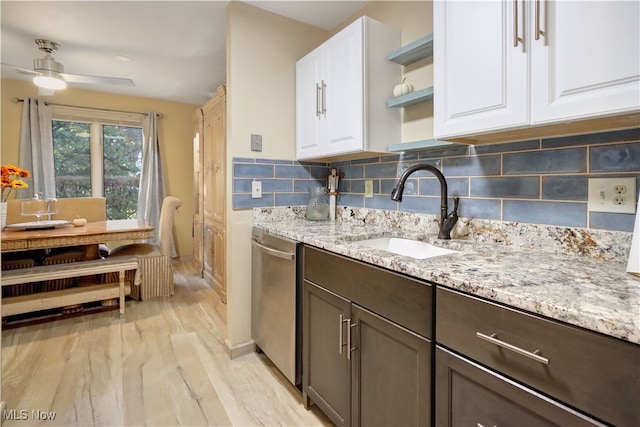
[476, 332, 549, 365]
[477, 424, 497, 427]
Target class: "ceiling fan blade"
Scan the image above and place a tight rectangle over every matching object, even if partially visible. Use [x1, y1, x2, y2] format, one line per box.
[1, 62, 38, 76]
[61, 72, 135, 87]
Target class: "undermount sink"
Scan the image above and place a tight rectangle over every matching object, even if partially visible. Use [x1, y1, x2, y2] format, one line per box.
[355, 237, 458, 259]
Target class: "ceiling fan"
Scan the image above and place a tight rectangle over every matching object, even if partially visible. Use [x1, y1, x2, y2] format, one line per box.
[3, 39, 135, 93]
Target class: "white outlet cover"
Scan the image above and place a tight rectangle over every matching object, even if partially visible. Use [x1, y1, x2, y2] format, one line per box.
[252, 181, 262, 199]
[587, 177, 636, 214]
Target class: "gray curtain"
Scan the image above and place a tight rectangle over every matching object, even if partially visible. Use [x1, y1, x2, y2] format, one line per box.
[18, 98, 55, 199]
[138, 112, 175, 255]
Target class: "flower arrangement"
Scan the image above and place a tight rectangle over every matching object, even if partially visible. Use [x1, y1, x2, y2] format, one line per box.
[1, 164, 30, 202]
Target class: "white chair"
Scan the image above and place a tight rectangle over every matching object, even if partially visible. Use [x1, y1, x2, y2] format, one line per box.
[108, 196, 182, 300]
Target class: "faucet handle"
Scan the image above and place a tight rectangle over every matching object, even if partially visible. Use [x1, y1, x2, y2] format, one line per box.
[451, 197, 460, 215]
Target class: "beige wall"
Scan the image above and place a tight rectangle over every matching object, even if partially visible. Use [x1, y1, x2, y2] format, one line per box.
[224, 1, 431, 352]
[225, 1, 328, 351]
[353, 1, 433, 144]
[0, 78, 198, 258]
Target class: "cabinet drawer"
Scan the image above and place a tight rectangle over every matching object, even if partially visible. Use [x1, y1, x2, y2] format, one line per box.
[304, 246, 432, 339]
[435, 346, 603, 427]
[436, 287, 640, 427]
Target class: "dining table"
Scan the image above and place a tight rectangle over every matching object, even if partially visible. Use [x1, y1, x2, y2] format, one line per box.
[1, 219, 154, 256]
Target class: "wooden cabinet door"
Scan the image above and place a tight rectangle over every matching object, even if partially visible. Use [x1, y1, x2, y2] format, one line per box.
[210, 100, 225, 225]
[192, 109, 204, 275]
[351, 305, 431, 427]
[202, 221, 214, 284]
[211, 224, 226, 302]
[434, 0, 528, 139]
[435, 346, 603, 427]
[530, 0, 640, 124]
[303, 281, 351, 427]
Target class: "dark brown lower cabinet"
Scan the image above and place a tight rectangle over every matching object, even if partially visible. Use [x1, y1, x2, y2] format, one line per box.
[303, 281, 431, 427]
[435, 346, 605, 427]
[303, 246, 432, 427]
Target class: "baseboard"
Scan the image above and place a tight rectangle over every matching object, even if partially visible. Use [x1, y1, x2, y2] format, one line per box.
[225, 338, 255, 359]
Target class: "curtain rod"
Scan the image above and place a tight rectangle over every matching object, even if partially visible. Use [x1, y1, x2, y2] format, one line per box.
[14, 98, 162, 117]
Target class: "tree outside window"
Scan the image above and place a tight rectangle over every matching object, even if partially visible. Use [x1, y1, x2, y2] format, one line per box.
[52, 120, 143, 220]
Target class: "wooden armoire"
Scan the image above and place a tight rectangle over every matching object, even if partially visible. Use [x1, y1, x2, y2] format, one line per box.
[193, 85, 226, 303]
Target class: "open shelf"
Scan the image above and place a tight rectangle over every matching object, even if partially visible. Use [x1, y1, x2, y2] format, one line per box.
[387, 87, 433, 108]
[388, 139, 469, 153]
[388, 34, 433, 66]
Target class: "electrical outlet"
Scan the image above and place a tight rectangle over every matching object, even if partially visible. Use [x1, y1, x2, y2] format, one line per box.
[365, 180, 374, 198]
[251, 181, 262, 199]
[587, 177, 636, 214]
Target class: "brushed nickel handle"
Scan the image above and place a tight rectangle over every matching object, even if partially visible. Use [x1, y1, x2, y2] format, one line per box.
[476, 332, 549, 365]
[477, 424, 498, 427]
[321, 80, 327, 117]
[513, 0, 518, 47]
[339, 315, 349, 354]
[346, 319, 358, 360]
[535, 0, 546, 40]
[339, 315, 344, 354]
[535, 0, 540, 40]
[316, 83, 321, 117]
[250, 239, 295, 260]
[513, 0, 524, 48]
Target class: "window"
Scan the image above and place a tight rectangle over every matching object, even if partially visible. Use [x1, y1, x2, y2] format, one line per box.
[51, 106, 144, 220]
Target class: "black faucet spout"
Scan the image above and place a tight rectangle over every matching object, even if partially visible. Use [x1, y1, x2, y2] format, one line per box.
[390, 164, 458, 239]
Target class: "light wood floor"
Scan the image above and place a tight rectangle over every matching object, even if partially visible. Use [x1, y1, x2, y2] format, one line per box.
[1, 261, 332, 426]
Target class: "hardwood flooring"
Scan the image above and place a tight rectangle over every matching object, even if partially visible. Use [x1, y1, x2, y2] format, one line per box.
[1, 261, 332, 426]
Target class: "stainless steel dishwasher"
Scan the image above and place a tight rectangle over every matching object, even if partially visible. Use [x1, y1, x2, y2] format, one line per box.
[251, 228, 301, 387]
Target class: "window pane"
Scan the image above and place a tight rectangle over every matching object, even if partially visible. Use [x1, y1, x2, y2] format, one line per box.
[52, 121, 92, 197]
[103, 125, 142, 220]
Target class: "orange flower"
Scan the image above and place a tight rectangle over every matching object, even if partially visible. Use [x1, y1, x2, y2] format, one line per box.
[1, 164, 31, 202]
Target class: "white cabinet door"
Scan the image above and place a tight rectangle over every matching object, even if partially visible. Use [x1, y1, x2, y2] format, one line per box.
[296, 46, 324, 159]
[434, 0, 640, 140]
[323, 20, 364, 157]
[296, 17, 399, 160]
[530, 0, 640, 124]
[434, 0, 528, 139]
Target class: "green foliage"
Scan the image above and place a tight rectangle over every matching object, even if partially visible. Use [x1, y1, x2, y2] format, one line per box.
[52, 121, 142, 220]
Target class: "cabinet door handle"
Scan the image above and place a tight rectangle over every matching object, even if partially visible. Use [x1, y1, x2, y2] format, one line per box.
[513, 0, 524, 48]
[346, 318, 358, 360]
[476, 332, 549, 365]
[535, 0, 546, 41]
[477, 424, 498, 427]
[339, 314, 348, 354]
[316, 83, 322, 117]
[321, 80, 327, 117]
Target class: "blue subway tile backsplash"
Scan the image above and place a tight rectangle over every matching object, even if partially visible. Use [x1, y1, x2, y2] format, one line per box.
[232, 128, 640, 232]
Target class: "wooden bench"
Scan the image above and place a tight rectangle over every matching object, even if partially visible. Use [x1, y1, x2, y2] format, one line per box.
[1, 257, 139, 317]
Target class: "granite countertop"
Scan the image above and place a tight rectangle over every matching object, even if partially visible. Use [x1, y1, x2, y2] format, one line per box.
[253, 218, 640, 346]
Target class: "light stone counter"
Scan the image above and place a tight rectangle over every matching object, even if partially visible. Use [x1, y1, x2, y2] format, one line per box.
[254, 207, 640, 346]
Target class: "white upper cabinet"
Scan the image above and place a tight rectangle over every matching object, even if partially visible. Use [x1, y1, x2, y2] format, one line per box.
[296, 17, 400, 160]
[434, 0, 640, 140]
[530, 0, 640, 124]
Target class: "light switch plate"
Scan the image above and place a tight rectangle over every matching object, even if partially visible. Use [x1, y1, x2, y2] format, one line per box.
[587, 177, 636, 214]
[251, 134, 262, 152]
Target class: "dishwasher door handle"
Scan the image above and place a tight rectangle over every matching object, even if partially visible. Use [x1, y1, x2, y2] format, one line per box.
[251, 239, 296, 260]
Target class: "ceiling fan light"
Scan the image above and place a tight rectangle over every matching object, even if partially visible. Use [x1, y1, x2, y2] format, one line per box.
[33, 72, 66, 90]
